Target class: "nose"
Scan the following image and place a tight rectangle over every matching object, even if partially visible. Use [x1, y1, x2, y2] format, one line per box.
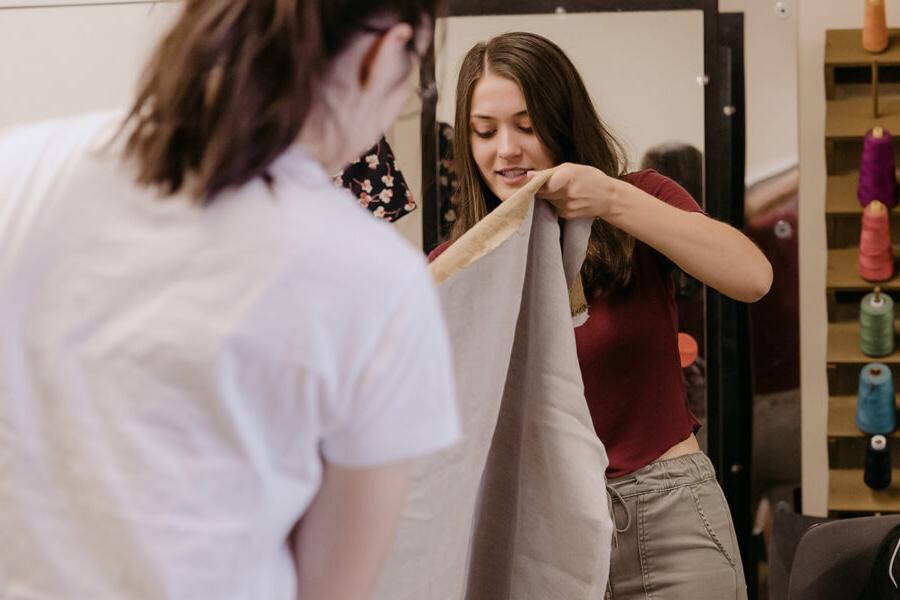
[497, 128, 522, 161]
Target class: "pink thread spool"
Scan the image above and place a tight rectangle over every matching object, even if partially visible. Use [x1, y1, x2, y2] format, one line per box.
[859, 200, 895, 282]
[859, 126, 896, 209]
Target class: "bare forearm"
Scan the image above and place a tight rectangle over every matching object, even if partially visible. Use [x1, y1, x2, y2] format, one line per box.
[531, 163, 773, 302]
[295, 460, 412, 600]
[604, 180, 773, 302]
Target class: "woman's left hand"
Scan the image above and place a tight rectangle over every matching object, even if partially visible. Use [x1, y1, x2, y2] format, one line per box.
[527, 163, 619, 220]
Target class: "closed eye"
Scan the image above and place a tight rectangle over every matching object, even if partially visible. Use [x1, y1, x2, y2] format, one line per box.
[474, 130, 496, 139]
[519, 126, 534, 134]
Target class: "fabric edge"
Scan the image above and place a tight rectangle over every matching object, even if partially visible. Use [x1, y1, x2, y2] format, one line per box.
[429, 172, 552, 284]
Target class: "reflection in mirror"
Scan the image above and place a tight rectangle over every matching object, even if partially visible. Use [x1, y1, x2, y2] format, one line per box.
[404, 10, 770, 597]
[427, 10, 708, 451]
[434, 12, 705, 181]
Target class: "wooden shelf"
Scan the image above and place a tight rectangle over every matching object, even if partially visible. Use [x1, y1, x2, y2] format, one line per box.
[827, 173, 861, 215]
[827, 247, 900, 290]
[828, 320, 899, 363]
[827, 172, 900, 215]
[826, 29, 900, 68]
[828, 395, 900, 438]
[830, 468, 900, 512]
[826, 95, 900, 141]
[829, 396, 863, 438]
[824, 29, 900, 515]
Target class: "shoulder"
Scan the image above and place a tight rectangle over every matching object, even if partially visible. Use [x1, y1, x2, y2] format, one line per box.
[622, 169, 703, 214]
[266, 172, 432, 313]
[338, 205, 429, 291]
[0, 111, 123, 184]
[0, 110, 121, 155]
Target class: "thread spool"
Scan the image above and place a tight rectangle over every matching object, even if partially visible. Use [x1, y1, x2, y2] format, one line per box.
[858, 127, 896, 209]
[858, 200, 894, 281]
[864, 0, 889, 53]
[864, 434, 892, 490]
[678, 332, 699, 368]
[857, 362, 896, 434]
[860, 287, 895, 357]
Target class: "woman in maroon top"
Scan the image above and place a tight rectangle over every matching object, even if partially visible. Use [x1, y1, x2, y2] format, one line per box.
[431, 33, 772, 599]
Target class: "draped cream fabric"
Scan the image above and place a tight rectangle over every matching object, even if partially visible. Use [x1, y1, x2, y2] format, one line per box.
[373, 173, 612, 600]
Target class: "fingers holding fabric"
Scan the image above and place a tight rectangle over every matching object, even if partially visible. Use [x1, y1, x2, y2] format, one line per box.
[527, 163, 616, 220]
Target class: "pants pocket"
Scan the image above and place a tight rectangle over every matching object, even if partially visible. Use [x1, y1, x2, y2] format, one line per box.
[688, 479, 741, 569]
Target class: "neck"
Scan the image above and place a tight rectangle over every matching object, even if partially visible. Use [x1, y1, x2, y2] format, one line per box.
[297, 109, 346, 175]
[297, 84, 366, 175]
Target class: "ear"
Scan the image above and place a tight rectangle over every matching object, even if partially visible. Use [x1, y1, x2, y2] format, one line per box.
[358, 22, 415, 88]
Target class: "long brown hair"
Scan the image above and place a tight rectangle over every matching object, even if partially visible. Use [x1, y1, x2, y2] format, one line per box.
[122, 0, 439, 202]
[451, 32, 635, 297]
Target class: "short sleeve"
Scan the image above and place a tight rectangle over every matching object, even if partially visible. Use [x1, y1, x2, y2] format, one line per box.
[426, 241, 451, 263]
[623, 169, 704, 214]
[321, 268, 460, 467]
[624, 169, 706, 274]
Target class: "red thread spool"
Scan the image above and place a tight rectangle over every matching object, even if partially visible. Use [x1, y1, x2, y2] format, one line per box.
[858, 200, 894, 281]
[678, 332, 699, 368]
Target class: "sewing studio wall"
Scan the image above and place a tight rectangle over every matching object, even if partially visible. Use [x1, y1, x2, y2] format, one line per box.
[0, 1, 181, 129]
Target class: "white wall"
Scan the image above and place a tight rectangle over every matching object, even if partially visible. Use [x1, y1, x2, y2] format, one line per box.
[719, 0, 799, 185]
[386, 92, 423, 250]
[0, 1, 181, 129]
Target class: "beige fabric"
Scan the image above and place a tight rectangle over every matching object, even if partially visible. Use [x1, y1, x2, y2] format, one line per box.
[373, 174, 612, 600]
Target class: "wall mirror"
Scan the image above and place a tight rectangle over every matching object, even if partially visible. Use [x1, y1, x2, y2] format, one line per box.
[388, 0, 755, 573]
[396, 0, 723, 468]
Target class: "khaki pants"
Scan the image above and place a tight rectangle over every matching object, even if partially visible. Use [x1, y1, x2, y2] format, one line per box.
[605, 453, 747, 600]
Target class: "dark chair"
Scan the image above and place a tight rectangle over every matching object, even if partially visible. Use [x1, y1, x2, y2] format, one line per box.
[767, 501, 831, 600]
[788, 514, 900, 600]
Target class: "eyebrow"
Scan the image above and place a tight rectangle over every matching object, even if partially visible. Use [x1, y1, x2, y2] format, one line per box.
[472, 110, 530, 120]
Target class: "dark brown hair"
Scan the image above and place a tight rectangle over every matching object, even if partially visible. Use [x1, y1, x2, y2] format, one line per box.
[451, 31, 635, 297]
[122, 0, 439, 201]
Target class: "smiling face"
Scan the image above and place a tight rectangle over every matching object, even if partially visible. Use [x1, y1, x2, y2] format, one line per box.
[468, 70, 555, 201]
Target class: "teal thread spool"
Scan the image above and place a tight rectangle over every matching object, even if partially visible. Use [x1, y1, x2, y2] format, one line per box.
[857, 362, 896, 435]
[860, 287, 895, 357]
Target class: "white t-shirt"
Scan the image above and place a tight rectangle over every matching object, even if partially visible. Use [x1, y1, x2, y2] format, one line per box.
[0, 112, 459, 599]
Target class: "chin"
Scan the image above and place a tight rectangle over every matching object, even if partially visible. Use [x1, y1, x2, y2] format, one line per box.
[493, 182, 524, 202]
[490, 188, 511, 202]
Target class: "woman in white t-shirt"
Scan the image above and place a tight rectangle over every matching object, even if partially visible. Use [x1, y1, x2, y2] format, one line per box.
[0, 2, 458, 599]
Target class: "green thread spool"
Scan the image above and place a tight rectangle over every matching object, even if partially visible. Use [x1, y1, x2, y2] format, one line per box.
[861, 287, 896, 357]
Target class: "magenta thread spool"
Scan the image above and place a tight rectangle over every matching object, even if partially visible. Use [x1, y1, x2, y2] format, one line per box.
[858, 126, 897, 209]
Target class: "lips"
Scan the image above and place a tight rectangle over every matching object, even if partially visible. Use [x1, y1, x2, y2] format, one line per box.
[496, 168, 530, 184]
